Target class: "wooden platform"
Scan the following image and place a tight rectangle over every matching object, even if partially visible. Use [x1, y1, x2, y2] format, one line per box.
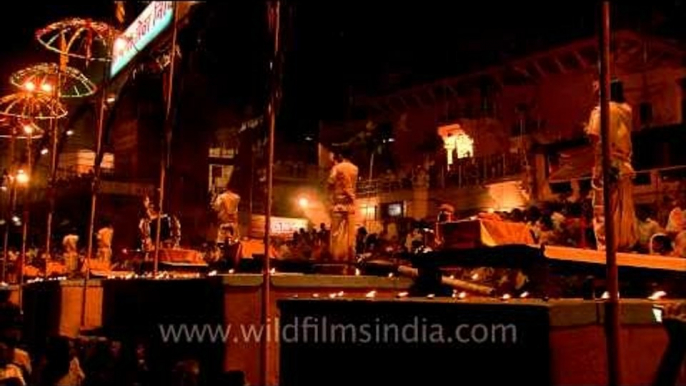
[542, 245, 686, 272]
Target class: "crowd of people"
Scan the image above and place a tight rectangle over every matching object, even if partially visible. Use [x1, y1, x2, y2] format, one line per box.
[0, 288, 247, 385]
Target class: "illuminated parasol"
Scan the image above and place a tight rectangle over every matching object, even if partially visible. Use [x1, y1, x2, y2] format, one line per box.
[10, 63, 97, 99]
[0, 92, 67, 121]
[0, 93, 56, 287]
[35, 18, 119, 63]
[0, 118, 45, 139]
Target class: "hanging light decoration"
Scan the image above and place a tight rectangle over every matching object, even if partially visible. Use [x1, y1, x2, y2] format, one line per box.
[0, 118, 45, 139]
[10, 63, 97, 98]
[35, 18, 119, 63]
[0, 93, 67, 121]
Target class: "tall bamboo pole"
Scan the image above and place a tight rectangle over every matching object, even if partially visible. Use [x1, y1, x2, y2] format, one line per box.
[599, 2, 621, 385]
[45, 68, 65, 277]
[18, 132, 33, 305]
[262, 2, 281, 385]
[2, 130, 17, 282]
[80, 70, 108, 328]
[153, 2, 179, 276]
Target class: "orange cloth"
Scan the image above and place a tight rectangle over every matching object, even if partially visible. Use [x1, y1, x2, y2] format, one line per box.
[478, 219, 534, 246]
[238, 240, 277, 259]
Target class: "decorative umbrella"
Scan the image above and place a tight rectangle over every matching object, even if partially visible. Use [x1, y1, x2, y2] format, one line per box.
[36, 18, 118, 63]
[0, 92, 67, 121]
[0, 118, 45, 282]
[0, 93, 63, 288]
[10, 63, 97, 99]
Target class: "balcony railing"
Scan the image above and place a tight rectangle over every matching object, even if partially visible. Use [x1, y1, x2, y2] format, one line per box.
[444, 152, 524, 188]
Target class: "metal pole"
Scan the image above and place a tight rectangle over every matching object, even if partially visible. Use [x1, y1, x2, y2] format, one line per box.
[80, 70, 108, 328]
[153, 2, 179, 276]
[262, 2, 281, 384]
[2, 130, 16, 282]
[599, 2, 621, 386]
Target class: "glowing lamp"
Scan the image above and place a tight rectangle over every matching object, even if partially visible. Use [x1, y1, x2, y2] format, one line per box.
[114, 37, 127, 52]
[23, 125, 34, 135]
[15, 170, 28, 185]
[40, 148, 49, 155]
[40, 83, 53, 93]
[24, 81, 35, 91]
[297, 197, 309, 209]
[66, 129, 74, 136]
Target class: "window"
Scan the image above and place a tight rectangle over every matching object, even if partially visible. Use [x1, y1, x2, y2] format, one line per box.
[381, 202, 404, 219]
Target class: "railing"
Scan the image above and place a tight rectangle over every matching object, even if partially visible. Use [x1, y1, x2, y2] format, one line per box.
[444, 152, 524, 188]
[356, 178, 413, 198]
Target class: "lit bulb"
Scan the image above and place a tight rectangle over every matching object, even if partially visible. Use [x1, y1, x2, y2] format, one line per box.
[15, 170, 28, 185]
[23, 125, 33, 135]
[355, 269, 361, 276]
[24, 82, 35, 91]
[228, 269, 235, 274]
[270, 268, 276, 274]
[40, 83, 53, 93]
[501, 293, 512, 301]
[426, 293, 435, 299]
[312, 293, 320, 298]
[40, 148, 48, 155]
[329, 293, 337, 299]
[471, 273, 479, 280]
[337, 291, 344, 297]
[114, 37, 127, 52]
[397, 291, 408, 298]
[298, 197, 308, 209]
[458, 292, 467, 299]
[66, 130, 74, 136]
[365, 290, 377, 298]
[520, 291, 530, 298]
[387, 273, 394, 278]
[11, 216, 19, 223]
[208, 270, 217, 277]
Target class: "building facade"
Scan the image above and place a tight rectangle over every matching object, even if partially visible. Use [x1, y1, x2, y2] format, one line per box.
[321, 30, 686, 230]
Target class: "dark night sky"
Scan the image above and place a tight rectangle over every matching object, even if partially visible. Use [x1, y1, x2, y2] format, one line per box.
[0, 1, 684, 137]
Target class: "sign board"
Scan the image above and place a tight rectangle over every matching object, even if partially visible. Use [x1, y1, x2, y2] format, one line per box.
[110, 1, 174, 78]
[249, 215, 308, 239]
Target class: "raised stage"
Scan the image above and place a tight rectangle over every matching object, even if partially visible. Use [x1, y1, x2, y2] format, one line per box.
[17, 275, 686, 386]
